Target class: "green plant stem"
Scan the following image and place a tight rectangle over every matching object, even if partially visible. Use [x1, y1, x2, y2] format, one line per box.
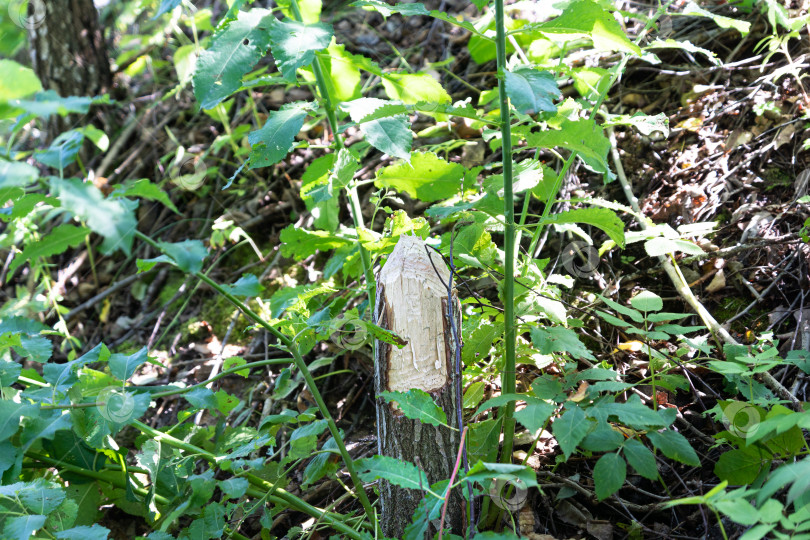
[493, 0, 517, 474]
[25, 452, 169, 505]
[133, 230, 377, 532]
[150, 358, 294, 398]
[288, 0, 375, 304]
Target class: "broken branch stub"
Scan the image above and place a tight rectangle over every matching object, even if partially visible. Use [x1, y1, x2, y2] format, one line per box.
[374, 234, 463, 537]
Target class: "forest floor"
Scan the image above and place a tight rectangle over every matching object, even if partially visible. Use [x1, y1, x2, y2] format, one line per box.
[9, 0, 810, 538]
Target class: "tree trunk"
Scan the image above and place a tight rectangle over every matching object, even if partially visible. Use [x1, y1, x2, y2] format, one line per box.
[26, 0, 113, 145]
[374, 234, 464, 537]
[28, 0, 112, 98]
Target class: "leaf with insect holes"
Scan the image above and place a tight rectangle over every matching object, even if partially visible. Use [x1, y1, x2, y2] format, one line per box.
[9, 225, 89, 274]
[267, 18, 333, 82]
[356, 455, 429, 491]
[193, 8, 276, 109]
[505, 67, 560, 115]
[379, 389, 448, 427]
[594, 452, 626, 500]
[248, 101, 316, 168]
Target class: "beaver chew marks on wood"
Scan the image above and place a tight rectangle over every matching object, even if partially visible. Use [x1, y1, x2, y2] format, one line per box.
[373, 234, 463, 537]
[378, 233, 450, 393]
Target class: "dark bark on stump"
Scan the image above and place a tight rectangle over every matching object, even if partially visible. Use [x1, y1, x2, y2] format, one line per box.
[374, 234, 464, 538]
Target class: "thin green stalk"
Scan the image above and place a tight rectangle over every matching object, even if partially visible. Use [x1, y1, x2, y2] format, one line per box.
[26, 452, 169, 505]
[493, 0, 517, 471]
[288, 0, 375, 304]
[133, 230, 377, 532]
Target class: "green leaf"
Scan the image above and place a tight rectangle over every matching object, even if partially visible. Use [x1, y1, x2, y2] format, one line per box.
[537, 0, 641, 54]
[530, 325, 595, 361]
[682, 1, 751, 35]
[9, 225, 89, 274]
[630, 290, 663, 312]
[467, 418, 501, 464]
[714, 446, 771, 485]
[9, 91, 111, 119]
[622, 438, 659, 480]
[268, 19, 333, 82]
[594, 452, 626, 500]
[0, 59, 42, 107]
[55, 525, 111, 540]
[592, 395, 670, 429]
[603, 112, 669, 138]
[598, 295, 644, 323]
[154, 0, 182, 18]
[379, 389, 448, 427]
[223, 356, 250, 377]
[504, 67, 560, 115]
[35, 130, 84, 170]
[112, 178, 179, 214]
[193, 8, 276, 109]
[0, 160, 39, 188]
[218, 477, 249, 499]
[514, 402, 556, 433]
[279, 225, 352, 260]
[539, 207, 625, 248]
[581, 422, 624, 452]
[463, 461, 539, 488]
[525, 119, 611, 176]
[140, 239, 208, 273]
[644, 237, 704, 257]
[646, 429, 700, 467]
[381, 72, 451, 106]
[221, 274, 263, 297]
[356, 455, 429, 491]
[302, 436, 340, 488]
[552, 406, 590, 460]
[344, 98, 412, 161]
[248, 101, 315, 168]
[463, 381, 487, 409]
[3, 515, 47, 540]
[109, 347, 149, 380]
[323, 42, 362, 101]
[53, 178, 138, 255]
[375, 151, 465, 202]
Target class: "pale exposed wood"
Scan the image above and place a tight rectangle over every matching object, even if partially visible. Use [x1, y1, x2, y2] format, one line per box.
[378, 234, 450, 393]
[374, 234, 464, 537]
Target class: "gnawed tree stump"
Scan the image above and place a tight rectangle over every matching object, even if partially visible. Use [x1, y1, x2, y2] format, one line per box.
[374, 234, 463, 537]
